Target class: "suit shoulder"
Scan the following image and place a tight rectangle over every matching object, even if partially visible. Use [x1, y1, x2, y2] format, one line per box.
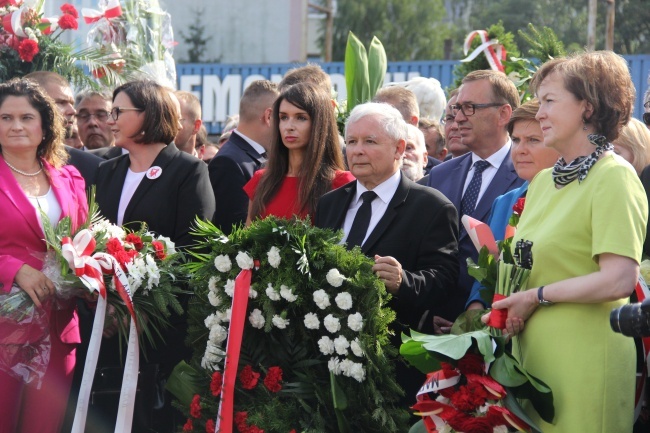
[408, 180, 454, 206]
[67, 146, 102, 166]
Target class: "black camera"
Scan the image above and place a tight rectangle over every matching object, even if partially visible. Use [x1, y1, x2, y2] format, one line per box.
[610, 298, 650, 337]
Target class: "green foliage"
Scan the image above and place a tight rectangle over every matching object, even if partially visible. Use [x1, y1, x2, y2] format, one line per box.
[518, 23, 566, 62]
[174, 217, 410, 432]
[178, 8, 214, 63]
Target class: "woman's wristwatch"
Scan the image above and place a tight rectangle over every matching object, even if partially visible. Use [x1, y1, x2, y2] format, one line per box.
[537, 286, 554, 306]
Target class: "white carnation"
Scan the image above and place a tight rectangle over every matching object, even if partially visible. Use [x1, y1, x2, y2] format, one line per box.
[326, 268, 346, 287]
[492, 426, 509, 433]
[156, 235, 177, 256]
[333, 335, 350, 355]
[347, 312, 364, 332]
[208, 325, 228, 344]
[208, 276, 220, 292]
[249, 288, 258, 299]
[280, 285, 298, 302]
[318, 336, 335, 355]
[328, 357, 341, 375]
[236, 251, 254, 270]
[126, 257, 146, 293]
[334, 292, 353, 310]
[350, 338, 364, 357]
[214, 254, 232, 272]
[224, 279, 235, 297]
[201, 342, 224, 371]
[204, 313, 219, 329]
[303, 313, 320, 330]
[339, 359, 354, 376]
[145, 255, 160, 290]
[324, 314, 341, 333]
[224, 308, 232, 322]
[207, 291, 222, 307]
[272, 315, 290, 329]
[313, 289, 331, 310]
[249, 309, 265, 329]
[266, 283, 281, 301]
[349, 362, 366, 382]
[267, 246, 281, 268]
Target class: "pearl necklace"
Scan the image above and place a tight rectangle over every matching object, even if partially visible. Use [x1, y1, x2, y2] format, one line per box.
[4, 159, 43, 177]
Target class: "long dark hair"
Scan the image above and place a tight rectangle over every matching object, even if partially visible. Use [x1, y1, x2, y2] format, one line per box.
[251, 82, 344, 218]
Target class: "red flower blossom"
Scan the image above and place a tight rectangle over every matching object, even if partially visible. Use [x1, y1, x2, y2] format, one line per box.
[457, 416, 496, 433]
[60, 3, 79, 18]
[152, 240, 166, 260]
[487, 405, 530, 431]
[113, 249, 137, 269]
[467, 374, 506, 399]
[457, 353, 485, 376]
[239, 365, 260, 390]
[125, 233, 144, 251]
[248, 426, 264, 433]
[182, 418, 194, 432]
[106, 237, 124, 255]
[190, 394, 201, 418]
[58, 14, 78, 30]
[512, 197, 525, 216]
[234, 411, 248, 432]
[450, 382, 488, 412]
[263, 366, 283, 393]
[210, 371, 223, 396]
[18, 39, 39, 62]
[205, 419, 215, 433]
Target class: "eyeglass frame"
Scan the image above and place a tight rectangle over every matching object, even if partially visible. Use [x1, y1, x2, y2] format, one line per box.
[109, 107, 144, 121]
[450, 102, 505, 117]
[643, 112, 650, 127]
[75, 110, 111, 123]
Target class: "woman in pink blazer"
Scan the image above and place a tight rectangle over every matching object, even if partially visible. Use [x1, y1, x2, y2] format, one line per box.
[0, 79, 88, 433]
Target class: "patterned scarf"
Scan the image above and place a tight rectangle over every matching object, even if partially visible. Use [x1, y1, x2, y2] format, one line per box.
[551, 134, 613, 188]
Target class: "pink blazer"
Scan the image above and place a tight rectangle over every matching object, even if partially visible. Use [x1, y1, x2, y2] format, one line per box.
[0, 156, 88, 344]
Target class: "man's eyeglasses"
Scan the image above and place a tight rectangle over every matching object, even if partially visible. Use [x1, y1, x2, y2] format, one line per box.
[451, 102, 504, 117]
[643, 112, 650, 127]
[75, 111, 110, 123]
[110, 107, 144, 121]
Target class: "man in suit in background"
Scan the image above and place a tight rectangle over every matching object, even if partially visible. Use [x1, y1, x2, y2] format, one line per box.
[209, 80, 279, 233]
[314, 102, 459, 406]
[425, 70, 524, 332]
[75, 90, 122, 159]
[175, 90, 203, 156]
[24, 72, 102, 186]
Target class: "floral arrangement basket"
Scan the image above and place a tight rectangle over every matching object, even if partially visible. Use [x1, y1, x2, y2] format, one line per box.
[167, 217, 410, 433]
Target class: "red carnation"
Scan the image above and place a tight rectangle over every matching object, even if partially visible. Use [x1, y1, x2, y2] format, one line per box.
[263, 366, 283, 393]
[457, 416, 495, 433]
[512, 197, 525, 216]
[190, 394, 201, 418]
[58, 14, 78, 30]
[450, 382, 488, 412]
[106, 237, 124, 255]
[125, 233, 144, 251]
[60, 3, 79, 18]
[457, 353, 485, 376]
[238, 365, 260, 390]
[152, 240, 166, 260]
[205, 419, 215, 433]
[182, 418, 194, 432]
[234, 411, 248, 432]
[18, 39, 39, 62]
[210, 371, 223, 396]
[248, 426, 264, 433]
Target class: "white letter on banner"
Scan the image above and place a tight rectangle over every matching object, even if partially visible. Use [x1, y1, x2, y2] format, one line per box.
[179, 75, 201, 98]
[202, 75, 242, 123]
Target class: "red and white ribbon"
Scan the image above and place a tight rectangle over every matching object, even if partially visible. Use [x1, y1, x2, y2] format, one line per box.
[2, 6, 28, 38]
[460, 30, 507, 73]
[40, 16, 59, 35]
[417, 369, 460, 397]
[82, 0, 122, 24]
[61, 229, 109, 298]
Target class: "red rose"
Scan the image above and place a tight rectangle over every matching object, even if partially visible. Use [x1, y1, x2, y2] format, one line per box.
[18, 39, 39, 62]
[205, 419, 215, 433]
[182, 418, 194, 432]
[457, 353, 485, 376]
[263, 366, 283, 393]
[125, 233, 144, 251]
[190, 394, 201, 418]
[60, 3, 79, 18]
[238, 365, 260, 390]
[210, 371, 223, 396]
[106, 237, 124, 255]
[457, 416, 495, 433]
[152, 240, 166, 260]
[58, 14, 78, 30]
[512, 197, 525, 216]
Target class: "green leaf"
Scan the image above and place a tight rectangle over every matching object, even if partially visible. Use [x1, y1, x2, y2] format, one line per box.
[408, 419, 428, 433]
[166, 361, 209, 407]
[451, 309, 489, 334]
[367, 36, 387, 98]
[399, 339, 441, 374]
[344, 31, 370, 112]
[330, 373, 351, 433]
[502, 391, 545, 433]
[490, 352, 528, 387]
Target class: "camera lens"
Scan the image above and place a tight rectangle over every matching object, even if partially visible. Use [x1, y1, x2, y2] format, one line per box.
[610, 303, 650, 337]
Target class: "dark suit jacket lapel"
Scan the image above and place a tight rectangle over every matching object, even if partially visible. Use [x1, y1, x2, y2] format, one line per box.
[100, 154, 130, 222]
[448, 155, 472, 210]
[361, 175, 409, 254]
[124, 144, 178, 223]
[0, 159, 43, 239]
[231, 131, 267, 165]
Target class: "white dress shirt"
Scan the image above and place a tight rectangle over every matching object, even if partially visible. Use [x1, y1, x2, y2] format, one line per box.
[461, 139, 511, 204]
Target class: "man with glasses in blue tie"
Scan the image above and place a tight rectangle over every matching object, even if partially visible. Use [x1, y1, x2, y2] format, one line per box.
[425, 70, 525, 331]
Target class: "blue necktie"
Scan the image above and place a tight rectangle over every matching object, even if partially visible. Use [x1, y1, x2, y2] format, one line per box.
[460, 160, 491, 217]
[346, 191, 378, 248]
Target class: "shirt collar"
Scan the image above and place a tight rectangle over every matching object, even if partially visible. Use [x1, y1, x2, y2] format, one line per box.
[471, 138, 511, 168]
[354, 170, 401, 205]
[235, 129, 266, 156]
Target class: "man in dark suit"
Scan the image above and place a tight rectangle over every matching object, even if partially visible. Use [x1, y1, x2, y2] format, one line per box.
[314, 102, 459, 405]
[24, 72, 102, 186]
[209, 80, 279, 234]
[425, 70, 525, 330]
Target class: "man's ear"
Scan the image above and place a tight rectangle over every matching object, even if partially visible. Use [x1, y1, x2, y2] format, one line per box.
[263, 108, 273, 127]
[438, 148, 448, 161]
[395, 138, 406, 159]
[497, 104, 513, 128]
[193, 119, 202, 135]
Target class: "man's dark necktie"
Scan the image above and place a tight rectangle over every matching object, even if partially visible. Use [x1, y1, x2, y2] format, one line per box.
[460, 160, 491, 217]
[346, 191, 378, 248]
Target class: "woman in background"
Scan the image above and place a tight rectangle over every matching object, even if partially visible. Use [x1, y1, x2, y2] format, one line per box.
[245, 82, 353, 222]
[613, 117, 650, 176]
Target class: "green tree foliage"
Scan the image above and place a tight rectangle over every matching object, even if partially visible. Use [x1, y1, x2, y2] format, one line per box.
[329, 0, 450, 61]
[178, 8, 213, 63]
